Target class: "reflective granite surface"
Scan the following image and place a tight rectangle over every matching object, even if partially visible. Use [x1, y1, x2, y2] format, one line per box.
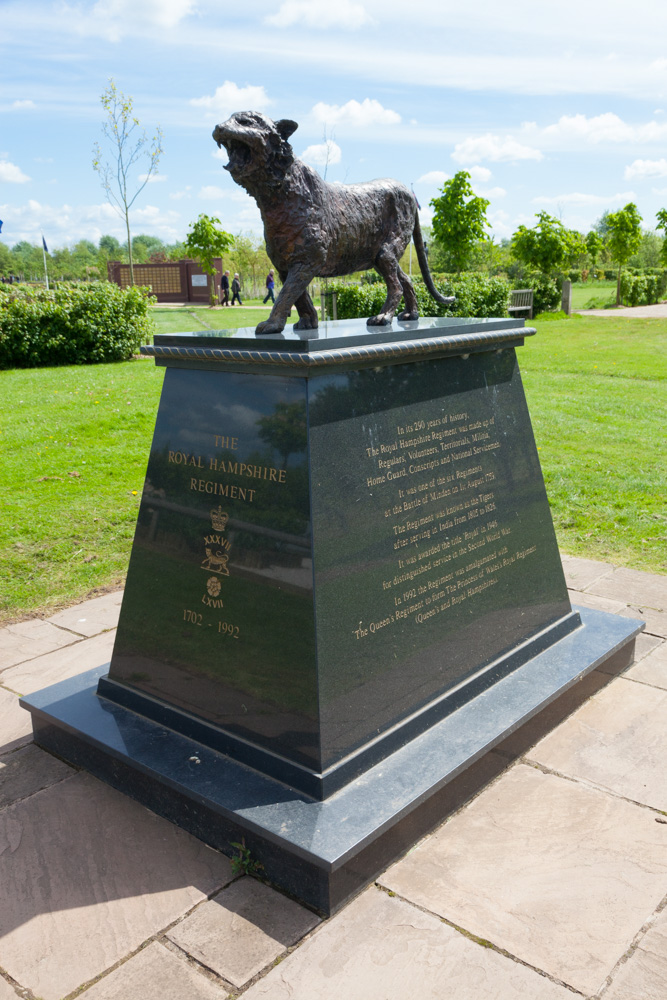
[152, 315, 530, 354]
[106, 343, 573, 786]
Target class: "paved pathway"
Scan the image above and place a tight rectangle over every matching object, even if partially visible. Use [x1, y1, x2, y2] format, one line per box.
[1, 556, 666, 999]
[576, 301, 667, 318]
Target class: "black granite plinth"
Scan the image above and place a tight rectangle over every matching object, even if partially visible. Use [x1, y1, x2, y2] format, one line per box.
[97, 317, 581, 797]
[21, 315, 644, 912]
[21, 606, 641, 915]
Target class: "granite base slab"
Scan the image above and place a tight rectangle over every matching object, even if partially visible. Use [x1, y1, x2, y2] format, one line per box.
[21, 605, 641, 915]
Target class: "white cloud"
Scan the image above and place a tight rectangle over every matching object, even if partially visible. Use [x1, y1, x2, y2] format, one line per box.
[12, 99, 35, 110]
[265, 0, 373, 30]
[138, 173, 167, 183]
[0, 159, 30, 183]
[92, 0, 195, 30]
[199, 185, 226, 199]
[300, 140, 342, 167]
[417, 166, 492, 187]
[311, 98, 400, 128]
[479, 186, 506, 199]
[532, 191, 636, 206]
[169, 187, 192, 200]
[190, 82, 271, 119]
[527, 112, 667, 146]
[417, 170, 448, 185]
[624, 158, 667, 180]
[469, 166, 492, 183]
[0, 198, 182, 245]
[452, 134, 543, 164]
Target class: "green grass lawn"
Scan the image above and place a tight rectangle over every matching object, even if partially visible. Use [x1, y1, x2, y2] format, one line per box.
[1, 314, 664, 622]
[570, 279, 618, 310]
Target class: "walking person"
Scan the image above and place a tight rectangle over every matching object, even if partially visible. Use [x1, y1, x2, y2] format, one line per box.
[231, 273, 243, 305]
[263, 268, 275, 304]
[220, 269, 230, 306]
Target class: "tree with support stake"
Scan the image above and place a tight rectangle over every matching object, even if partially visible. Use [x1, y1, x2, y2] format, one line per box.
[606, 203, 642, 306]
[184, 214, 234, 307]
[93, 79, 163, 287]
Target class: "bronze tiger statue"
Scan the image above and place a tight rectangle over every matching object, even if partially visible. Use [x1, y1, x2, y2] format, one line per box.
[213, 111, 454, 334]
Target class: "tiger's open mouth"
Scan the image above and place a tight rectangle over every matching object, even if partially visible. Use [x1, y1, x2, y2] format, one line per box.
[213, 124, 253, 175]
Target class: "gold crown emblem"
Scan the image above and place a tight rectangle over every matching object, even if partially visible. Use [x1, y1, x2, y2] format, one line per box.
[210, 506, 229, 531]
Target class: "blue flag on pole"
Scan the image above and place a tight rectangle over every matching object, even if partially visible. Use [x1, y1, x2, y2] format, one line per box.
[42, 235, 48, 253]
[0, 220, 3, 233]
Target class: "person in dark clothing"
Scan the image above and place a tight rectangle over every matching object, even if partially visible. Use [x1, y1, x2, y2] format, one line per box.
[231, 273, 243, 305]
[263, 269, 275, 304]
[220, 270, 230, 306]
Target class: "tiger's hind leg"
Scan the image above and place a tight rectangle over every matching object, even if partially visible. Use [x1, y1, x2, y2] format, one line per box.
[397, 268, 420, 321]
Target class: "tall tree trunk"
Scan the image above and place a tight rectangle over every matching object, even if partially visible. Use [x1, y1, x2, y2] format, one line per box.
[616, 265, 621, 306]
[125, 212, 134, 286]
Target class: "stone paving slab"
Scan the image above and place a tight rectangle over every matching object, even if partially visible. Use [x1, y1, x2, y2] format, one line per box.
[587, 567, 666, 610]
[380, 764, 667, 996]
[626, 639, 667, 689]
[78, 942, 229, 1000]
[0, 619, 78, 671]
[529, 677, 667, 810]
[0, 688, 33, 755]
[167, 877, 320, 988]
[243, 886, 573, 1000]
[46, 591, 123, 638]
[0, 629, 115, 695]
[0, 744, 73, 809]
[568, 588, 630, 616]
[619, 604, 667, 639]
[561, 554, 614, 591]
[0, 772, 234, 1000]
[0, 976, 19, 1000]
[604, 907, 667, 1000]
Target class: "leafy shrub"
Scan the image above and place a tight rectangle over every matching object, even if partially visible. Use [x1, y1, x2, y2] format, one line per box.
[619, 270, 666, 306]
[567, 269, 581, 283]
[0, 282, 155, 369]
[604, 269, 618, 281]
[522, 274, 561, 315]
[325, 273, 510, 320]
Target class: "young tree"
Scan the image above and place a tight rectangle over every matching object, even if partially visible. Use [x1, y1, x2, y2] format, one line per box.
[655, 209, 667, 265]
[585, 231, 604, 271]
[606, 203, 642, 305]
[430, 171, 490, 273]
[183, 214, 234, 306]
[92, 79, 163, 286]
[511, 212, 584, 277]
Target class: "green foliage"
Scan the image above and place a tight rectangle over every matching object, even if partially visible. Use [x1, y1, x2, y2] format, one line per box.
[184, 214, 234, 304]
[430, 171, 490, 273]
[0, 283, 155, 369]
[606, 203, 643, 305]
[656, 209, 667, 266]
[619, 270, 667, 306]
[585, 231, 604, 267]
[230, 840, 264, 878]
[326, 273, 509, 320]
[524, 274, 561, 315]
[511, 213, 585, 278]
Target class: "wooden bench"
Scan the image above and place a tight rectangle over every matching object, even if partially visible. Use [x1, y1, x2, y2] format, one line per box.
[508, 288, 533, 319]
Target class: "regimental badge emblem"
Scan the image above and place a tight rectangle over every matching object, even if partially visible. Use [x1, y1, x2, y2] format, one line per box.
[201, 507, 232, 576]
[210, 506, 229, 531]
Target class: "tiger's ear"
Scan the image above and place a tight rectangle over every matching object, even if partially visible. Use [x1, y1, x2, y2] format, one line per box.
[275, 119, 298, 140]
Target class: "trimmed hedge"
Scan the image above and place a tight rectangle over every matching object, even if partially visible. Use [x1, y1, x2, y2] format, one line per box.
[0, 282, 155, 369]
[325, 273, 510, 320]
[619, 270, 667, 307]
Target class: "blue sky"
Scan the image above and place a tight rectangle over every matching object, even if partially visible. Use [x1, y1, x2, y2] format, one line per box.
[3, 0, 667, 251]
